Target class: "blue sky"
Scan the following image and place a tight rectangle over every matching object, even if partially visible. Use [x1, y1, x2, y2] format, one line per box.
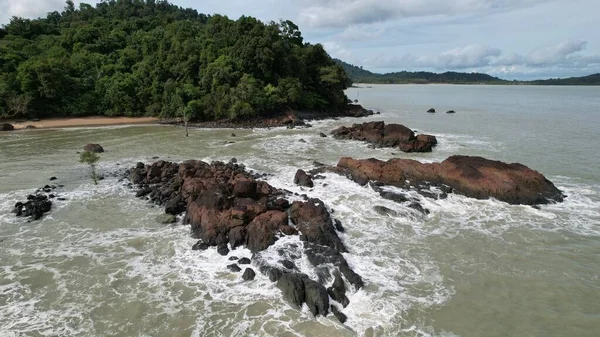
[1, 0, 599, 80]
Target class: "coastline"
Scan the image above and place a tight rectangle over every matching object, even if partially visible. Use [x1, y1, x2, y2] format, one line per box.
[6, 116, 159, 130]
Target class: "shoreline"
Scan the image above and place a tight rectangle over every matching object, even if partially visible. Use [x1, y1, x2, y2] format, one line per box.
[5, 116, 159, 130]
[2, 105, 375, 131]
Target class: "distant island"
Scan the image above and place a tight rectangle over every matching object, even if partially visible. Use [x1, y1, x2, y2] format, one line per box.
[335, 59, 600, 85]
[0, 1, 350, 121]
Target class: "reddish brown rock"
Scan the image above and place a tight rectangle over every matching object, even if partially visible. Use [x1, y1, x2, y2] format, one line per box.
[331, 121, 437, 153]
[290, 199, 346, 252]
[127, 158, 363, 321]
[335, 156, 564, 205]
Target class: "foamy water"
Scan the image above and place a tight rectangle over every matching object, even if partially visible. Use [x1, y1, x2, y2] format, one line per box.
[1, 85, 600, 337]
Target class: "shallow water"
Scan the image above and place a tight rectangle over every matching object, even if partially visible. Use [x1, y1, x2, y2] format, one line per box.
[1, 85, 599, 336]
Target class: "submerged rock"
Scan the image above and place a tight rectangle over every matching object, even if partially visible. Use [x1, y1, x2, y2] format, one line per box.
[427, 108, 436, 113]
[331, 121, 437, 153]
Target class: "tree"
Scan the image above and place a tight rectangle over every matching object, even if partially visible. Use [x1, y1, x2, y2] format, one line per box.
[80, 151, 100, 184]
[0, 1, 352, 121]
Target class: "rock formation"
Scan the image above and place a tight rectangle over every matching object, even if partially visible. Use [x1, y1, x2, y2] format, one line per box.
[126, 159, 362, 319]
[331, 121, 437, 153]
[326, 156, 564, 205]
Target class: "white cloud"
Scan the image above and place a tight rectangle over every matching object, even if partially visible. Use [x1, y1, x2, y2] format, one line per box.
[0, 0, 82, 25]
[297, 0, 550, 28]
[366, 40, 600, 72]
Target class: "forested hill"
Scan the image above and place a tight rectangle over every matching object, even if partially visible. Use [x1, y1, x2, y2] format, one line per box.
[335, 59, 506, 84]
[335, 59, 600, 85]
[0, 1, 350, 120]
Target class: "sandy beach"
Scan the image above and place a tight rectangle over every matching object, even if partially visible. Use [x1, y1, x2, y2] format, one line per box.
[7, 116, 159, 130]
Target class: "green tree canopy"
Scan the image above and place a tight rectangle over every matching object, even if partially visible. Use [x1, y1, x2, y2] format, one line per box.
[0, 1, 351, 120]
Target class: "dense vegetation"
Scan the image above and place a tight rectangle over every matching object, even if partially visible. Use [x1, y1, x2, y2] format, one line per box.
[0, 0, 350, 120]
[335, 59, 600, 85]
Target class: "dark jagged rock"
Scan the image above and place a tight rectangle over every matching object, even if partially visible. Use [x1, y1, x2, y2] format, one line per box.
[280, 260, 296, 270]
[427, 108, 436, 113]
[294, 169, 314, 188]
[333, 219, 345, 233]
[192, 241, 209, 251]
[229, 256, 239, 261]
[331, 121, 437, 153]
[217, 243, 230, 256]
[333, 156, 564, 205]
[303, 278, 329, 317]
[407, 202, 430, 215]
[83, 143, 104, 153]
[227, 264, 241, 272]
[290, 199, 346, 253]
[238, 257, 251, 265]
[13, 194, 52, 220]
[331, 305, 348, 323]
[345, 104, 374, 117]
[276, 273, 306, 308]
[374, 205, 397, 217]
[304, 242, 364, 289]
[319, 132, 327, 138]
[328, 272, 350, 307]
[50, 177, 57, 181]
[242, 268, 256, 281]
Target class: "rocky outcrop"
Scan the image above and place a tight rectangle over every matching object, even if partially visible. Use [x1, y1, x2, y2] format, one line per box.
[83, 144, 104, 153]
[293, 169, 314, 188]
[331, 121, 437, 153]
[330, 156, 564, 205]
[13, 194, 52, 220]
[344, 104, 375, 117]
[12, 184, 64, 221]
[126, 159, 361, 319]
[1, 123, 15, 131]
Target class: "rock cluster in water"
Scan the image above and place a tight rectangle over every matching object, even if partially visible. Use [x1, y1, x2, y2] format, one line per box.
[12, 183, 65, 220]
[126, 159, 362, 321]
[331, 121, 438, 153]
[317, 155, 564, 205]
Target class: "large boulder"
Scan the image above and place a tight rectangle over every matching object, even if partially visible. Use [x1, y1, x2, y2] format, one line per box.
[276, 273, 306, 308]
[294, 169, 314, 188]
[331, 121, 437, 153]
[336, 156, 564, 205]
[344, 104, 374, 117]
[1, 123, 15, 131]
[290, 199, 346, 253]
[83, 143, 104, 153]
[246, 210, 294, 252]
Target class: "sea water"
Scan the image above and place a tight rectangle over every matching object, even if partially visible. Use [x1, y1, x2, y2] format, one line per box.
[1, 84, 599, 336]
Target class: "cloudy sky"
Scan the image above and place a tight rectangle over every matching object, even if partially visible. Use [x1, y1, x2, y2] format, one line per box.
[1, 0, 599, 79]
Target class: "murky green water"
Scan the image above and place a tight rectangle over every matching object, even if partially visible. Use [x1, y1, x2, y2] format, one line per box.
[1, 85, 599, 336]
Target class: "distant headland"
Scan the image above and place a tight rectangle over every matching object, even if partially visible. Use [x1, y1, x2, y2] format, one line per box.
[335, 59, 600, 85]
